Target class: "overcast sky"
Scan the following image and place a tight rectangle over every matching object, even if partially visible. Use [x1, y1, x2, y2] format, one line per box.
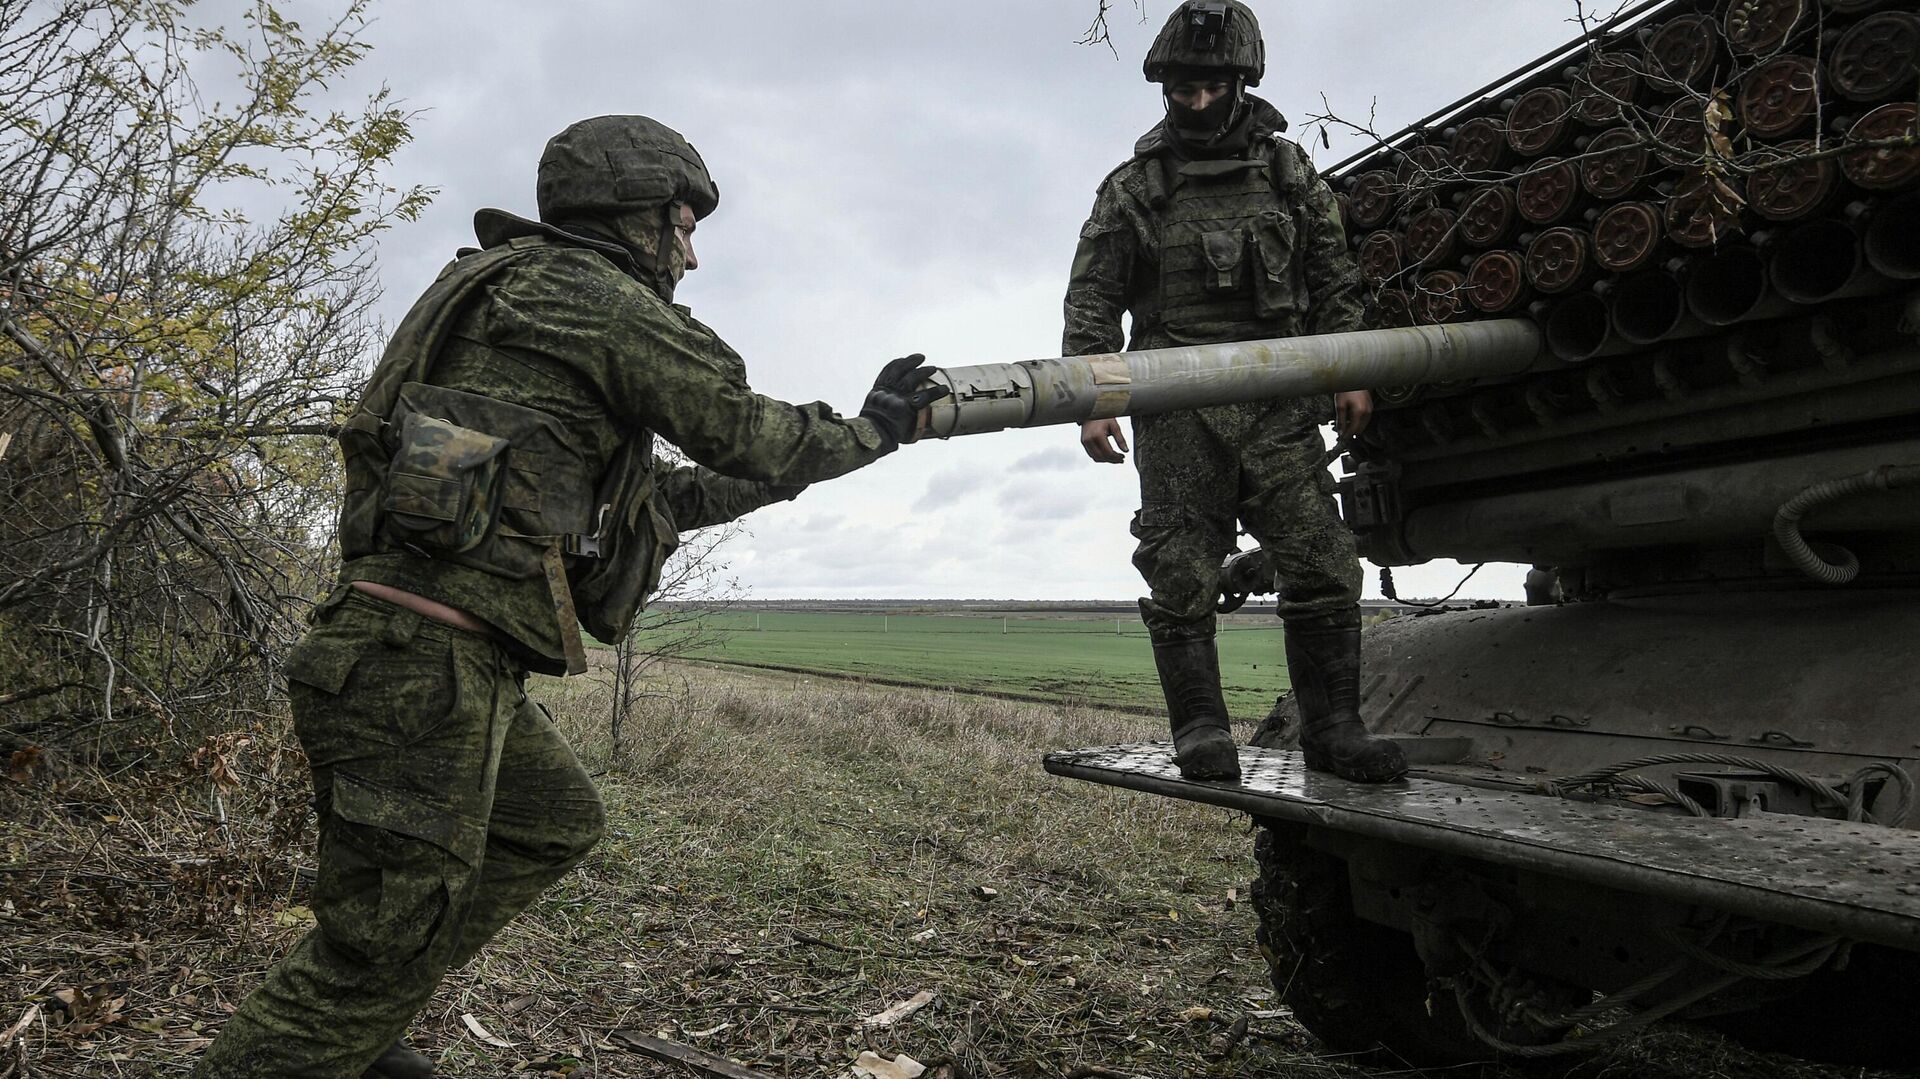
[322, 1, 1593, 602]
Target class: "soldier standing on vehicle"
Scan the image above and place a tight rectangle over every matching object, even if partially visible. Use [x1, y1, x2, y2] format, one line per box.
[1065, 1, 1405, 785]
[192, 115, 947, 1079]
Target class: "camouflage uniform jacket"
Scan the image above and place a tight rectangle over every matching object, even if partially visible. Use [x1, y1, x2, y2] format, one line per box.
[342, 211, 891, 674]
[1062, 95, 1365, 357]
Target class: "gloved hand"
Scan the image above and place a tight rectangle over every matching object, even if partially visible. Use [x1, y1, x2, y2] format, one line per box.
[861, 353, 950, 449]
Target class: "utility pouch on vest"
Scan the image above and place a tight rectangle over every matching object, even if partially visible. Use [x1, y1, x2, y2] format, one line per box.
[381, 410, 509, 554]
[384, 381, 597, 578]
[1200, 229, 1251, 296]
[1250, 209, 1301, 319]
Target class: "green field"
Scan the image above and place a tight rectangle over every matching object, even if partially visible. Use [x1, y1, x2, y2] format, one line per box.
[632, 608, 1291, 717]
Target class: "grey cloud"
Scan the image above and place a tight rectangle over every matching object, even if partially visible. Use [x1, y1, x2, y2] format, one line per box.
[997, 483, 1093, 523]
[909, 466, 991, 513]
[1011, 447, 1080, 473]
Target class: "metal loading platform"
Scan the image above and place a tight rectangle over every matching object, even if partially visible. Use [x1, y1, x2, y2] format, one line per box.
[1043, 744, 1920, 953]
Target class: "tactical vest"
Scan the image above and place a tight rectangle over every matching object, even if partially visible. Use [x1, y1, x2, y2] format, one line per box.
[1134, 136, 1310, 350]
[337, 235, 676, 674]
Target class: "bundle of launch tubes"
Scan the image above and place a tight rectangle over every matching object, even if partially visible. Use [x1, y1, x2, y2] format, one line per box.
[1334, 0, 1920, 420]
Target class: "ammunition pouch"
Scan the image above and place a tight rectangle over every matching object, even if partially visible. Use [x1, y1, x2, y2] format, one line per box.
[382, 410, 509, 555]
[1251, 209, 1302, 319]
[1200, 227, 1253, 296]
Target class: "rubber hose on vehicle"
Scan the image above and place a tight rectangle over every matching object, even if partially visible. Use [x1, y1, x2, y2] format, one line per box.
[1771, 465, 1920, 585]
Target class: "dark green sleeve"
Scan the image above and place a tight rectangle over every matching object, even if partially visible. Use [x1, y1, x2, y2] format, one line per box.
[1062, 180, 1136, 358]
[655, 461, 804, 531]
[1293, 144, 1366, 337]
[529, 254, 891, 484]
[624, 308, 888, 484]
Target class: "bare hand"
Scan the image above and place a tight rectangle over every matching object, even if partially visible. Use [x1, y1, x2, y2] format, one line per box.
[1334, 390, 1373, 437]
[1079, 418, 1129, 463]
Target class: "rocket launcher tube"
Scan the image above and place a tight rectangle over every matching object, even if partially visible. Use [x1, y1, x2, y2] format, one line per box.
[920, 319, 1546, 438]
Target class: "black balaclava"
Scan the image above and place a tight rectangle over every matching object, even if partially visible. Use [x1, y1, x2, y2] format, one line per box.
[1163, 67, 1253, 156]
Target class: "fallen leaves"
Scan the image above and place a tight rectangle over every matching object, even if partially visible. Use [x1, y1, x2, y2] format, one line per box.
[461, 1012, 516, 1049]
[860, 990, 934, 1029]
[680, 1020, 732, 1039]
[851, 1049, 925, 1079]
[7, 747, 41, 784]
[1206, 1014, 1250, 1060]
[187, 733, 253, 790]
[270, 905, 314, 929]
[513, 1052, 587, 1078]
[47, 986, 126, 1038]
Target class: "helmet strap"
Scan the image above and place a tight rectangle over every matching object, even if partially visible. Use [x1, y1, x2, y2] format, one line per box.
[649, 202, 691, 304]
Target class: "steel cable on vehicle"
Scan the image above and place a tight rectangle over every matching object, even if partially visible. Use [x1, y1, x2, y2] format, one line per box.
[1462, 910, 1724, 1034]
[1447, 752, 1891, 1060]
[1541, 751, 1915, 827]
[1654, 926, 1846, 981]
[1448, 931, 1846, 1058]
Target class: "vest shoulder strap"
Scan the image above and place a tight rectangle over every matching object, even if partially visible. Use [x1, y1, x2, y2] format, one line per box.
[349, 238, 554, 437]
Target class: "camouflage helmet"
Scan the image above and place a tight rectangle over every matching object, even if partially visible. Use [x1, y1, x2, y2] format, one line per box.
[1142, 0, 1265, 87]
[536, 115, 720, 225]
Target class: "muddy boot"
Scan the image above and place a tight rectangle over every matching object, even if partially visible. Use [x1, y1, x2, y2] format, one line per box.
[1151, 637, 1242, 781]
[364, 1040, 434, 1079]
[1283, 609, 1407, 783]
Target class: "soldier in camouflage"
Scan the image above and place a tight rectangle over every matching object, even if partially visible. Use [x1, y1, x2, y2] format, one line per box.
[192, 116, 946, 1079]
[1065, 0, 1406, 785]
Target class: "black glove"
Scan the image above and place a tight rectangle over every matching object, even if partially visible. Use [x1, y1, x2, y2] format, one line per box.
[860, 354, 951, 449]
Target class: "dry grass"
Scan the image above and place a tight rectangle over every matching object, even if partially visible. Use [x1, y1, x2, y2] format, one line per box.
[1, 665, 1907, 1078]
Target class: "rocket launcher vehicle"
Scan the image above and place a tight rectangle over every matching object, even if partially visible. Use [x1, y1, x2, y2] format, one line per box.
[1028, 0, 1920, 1069]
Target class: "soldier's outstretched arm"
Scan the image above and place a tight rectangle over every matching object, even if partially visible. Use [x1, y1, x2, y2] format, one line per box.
[578, 278, 938, 486]
[655, 464, 805, 531]
[645, 354, 945, 535]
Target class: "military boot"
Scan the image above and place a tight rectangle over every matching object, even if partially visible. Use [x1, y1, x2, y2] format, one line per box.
[364, 1040, 434, 1079]
[1283, 609, 1407, 782]
[1151, 637, 1242, 781]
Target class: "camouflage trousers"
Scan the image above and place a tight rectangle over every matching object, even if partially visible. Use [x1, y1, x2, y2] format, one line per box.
[1130, 396, 1363, 642]
[192, 589, 607, 1079]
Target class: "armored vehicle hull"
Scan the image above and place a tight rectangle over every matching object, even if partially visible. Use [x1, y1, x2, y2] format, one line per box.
[1048, 589, 1920, 1065]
